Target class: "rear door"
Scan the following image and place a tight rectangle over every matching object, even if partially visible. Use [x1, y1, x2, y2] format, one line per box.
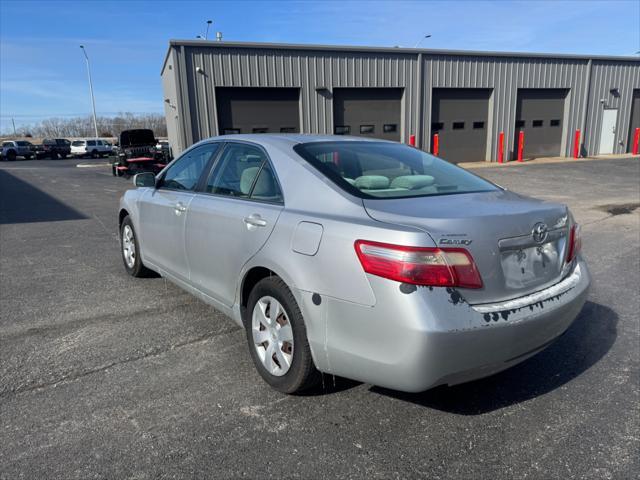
[138, 143, 220, 280]
[185, 142, 284, 306]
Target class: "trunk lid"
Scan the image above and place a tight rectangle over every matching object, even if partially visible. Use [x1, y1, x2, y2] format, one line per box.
[363, 189, 571, 304]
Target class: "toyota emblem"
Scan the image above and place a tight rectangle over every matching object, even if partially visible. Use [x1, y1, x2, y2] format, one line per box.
[532, 222, 549, 244]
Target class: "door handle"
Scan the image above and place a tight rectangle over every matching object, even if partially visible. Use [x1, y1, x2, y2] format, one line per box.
[243, 214, 267, 228]
[174, 202, 187, 214]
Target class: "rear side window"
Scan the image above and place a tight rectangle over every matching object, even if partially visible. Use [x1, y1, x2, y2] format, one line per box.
[206, 143, 283, 203]
[87, 140, 96, 146]
[294, 141, 497, 199]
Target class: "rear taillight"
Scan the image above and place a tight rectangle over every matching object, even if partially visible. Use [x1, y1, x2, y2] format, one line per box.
[354, 240, 483, 289]
[566, 224, 582, 263]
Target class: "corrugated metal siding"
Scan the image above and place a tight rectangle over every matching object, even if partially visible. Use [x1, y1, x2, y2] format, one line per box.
[166, 44, 640, 159]
[160, 48, 183, 153]
[584, 61, 640, 154]
[425, 56, 589, 159]
[178, 47, 418, 148]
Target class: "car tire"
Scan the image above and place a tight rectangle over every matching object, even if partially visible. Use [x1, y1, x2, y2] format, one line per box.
[59, 153, 67, 159]
[24, 154, 32, 160]
[91, 150, 98, 159]
[7, 150, 16, 161]
[120, 216, 154, 278]
[245, 276, 321, 394]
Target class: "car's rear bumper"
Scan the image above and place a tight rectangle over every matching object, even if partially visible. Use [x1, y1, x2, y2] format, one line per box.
[301, 258, 590, 392]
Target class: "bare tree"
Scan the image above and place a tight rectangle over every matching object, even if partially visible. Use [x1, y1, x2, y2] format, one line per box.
[2, 113, 167, 138]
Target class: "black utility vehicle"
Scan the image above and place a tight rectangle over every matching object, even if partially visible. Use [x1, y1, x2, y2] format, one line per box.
[38, 139, 71, 159]
[112, 129, 168, 177]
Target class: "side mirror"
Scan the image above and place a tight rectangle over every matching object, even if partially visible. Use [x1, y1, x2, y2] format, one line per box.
[133, 172, 156, 188]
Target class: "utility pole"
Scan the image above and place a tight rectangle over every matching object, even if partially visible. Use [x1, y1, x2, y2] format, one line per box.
[79, 45, 99, 139]
[12, 118, 16, 136]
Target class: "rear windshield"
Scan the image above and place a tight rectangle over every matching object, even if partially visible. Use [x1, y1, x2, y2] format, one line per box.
[72, 141, 85, 146]
[293, 141, 498, 199]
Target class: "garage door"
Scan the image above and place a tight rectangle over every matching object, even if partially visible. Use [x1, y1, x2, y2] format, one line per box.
[216, 87, 300, 135]
[430, 88, 491, 163]
[514, 89, 567, 159]
[333, 88, 402, 142]
[627, 89, 640, 153]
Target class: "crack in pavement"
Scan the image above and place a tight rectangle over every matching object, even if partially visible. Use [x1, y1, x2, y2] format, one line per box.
[0, 326, 240, 401]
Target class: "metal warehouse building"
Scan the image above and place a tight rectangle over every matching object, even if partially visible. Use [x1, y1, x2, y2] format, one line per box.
[161, 40, 640, 162]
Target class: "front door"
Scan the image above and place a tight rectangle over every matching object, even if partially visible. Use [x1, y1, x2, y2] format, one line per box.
[138, 143, 220, 280]
[186, 142, 284, 306]
[599, 109, 618, 154]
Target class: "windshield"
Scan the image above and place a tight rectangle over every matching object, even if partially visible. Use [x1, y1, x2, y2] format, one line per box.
[293, 141, 498, 199]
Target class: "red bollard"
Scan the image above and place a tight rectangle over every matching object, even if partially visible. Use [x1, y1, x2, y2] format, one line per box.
[498, 132, 504, 163]
[409, 134, 416, 147]
[633, 128, 640, 155]
[573, 129, 581, 158]
[432, 133, 439, 156]
[517, 131, 525, 162]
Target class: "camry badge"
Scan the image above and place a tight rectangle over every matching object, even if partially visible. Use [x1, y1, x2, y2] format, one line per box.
[532, 222, 548, 244]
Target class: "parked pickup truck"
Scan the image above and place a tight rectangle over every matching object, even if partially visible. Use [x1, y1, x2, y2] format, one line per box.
[1, 140, 35, 161]
[37, 138, 71, 159]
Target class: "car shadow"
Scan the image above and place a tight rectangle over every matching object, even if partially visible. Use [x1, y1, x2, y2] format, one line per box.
[370, 301, 617, 414]
[0, 170, 87, 224]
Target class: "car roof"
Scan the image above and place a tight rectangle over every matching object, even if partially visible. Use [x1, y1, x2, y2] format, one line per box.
[195, 133, 394, 150]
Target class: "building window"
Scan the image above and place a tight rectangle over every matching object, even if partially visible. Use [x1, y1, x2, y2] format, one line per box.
[223, 128, 240, 135]
[452, 122, 465, 130]
[473, 121, 485, 129]
[360, 125, 375, 134]
[383, 124, 397, 133]
[252, 127, 268, 133]
[431, 122, 444, 131]
[280, 127, 296, 133]
[532, 120, 543, 127]
[515, 120, 525, 128]
[334, 125, 350, 135]
[550, 119, 561, 127]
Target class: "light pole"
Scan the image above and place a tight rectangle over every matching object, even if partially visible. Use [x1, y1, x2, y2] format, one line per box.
[79, 45, 99, 139]
[413, 34, 432, 48]
[205, 20, 213, 40]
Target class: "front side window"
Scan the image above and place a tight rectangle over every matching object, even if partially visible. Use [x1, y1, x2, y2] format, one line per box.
[294, 141, 498, 199]
[206, 143, 282, 202]
[16, 141, 31, 147]
[161, 143, 220, 191]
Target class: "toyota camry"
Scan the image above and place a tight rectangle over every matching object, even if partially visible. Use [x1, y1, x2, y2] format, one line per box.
[118, 135, 590, 394]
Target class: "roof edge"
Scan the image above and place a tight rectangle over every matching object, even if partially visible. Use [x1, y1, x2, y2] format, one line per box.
[165, 39, 640, 63]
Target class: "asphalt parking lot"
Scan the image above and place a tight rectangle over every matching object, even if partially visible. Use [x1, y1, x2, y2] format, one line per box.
[1, 156, 638, 479]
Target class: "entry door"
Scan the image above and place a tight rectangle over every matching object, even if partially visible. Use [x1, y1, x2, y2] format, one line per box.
[138, 143, 220, 280]
[186, 143, 284, 306]
[599, 109, 618, 154]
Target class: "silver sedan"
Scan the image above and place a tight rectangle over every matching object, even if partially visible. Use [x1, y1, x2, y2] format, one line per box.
[118, 135, 590, 394]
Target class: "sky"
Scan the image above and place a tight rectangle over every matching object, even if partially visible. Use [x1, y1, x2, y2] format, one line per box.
[1, 0, 639, 132]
